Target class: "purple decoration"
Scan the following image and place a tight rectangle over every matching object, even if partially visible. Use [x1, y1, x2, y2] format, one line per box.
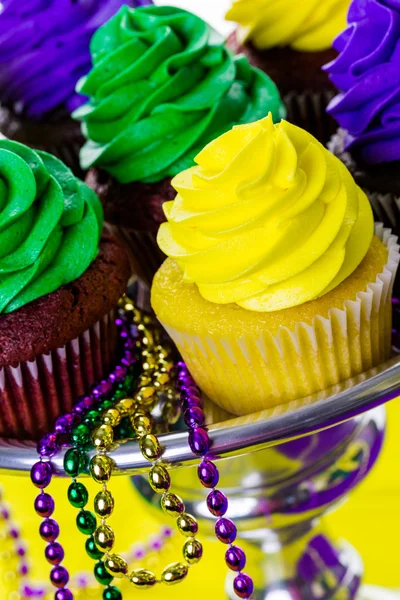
[54, 415, 74, 436]
[226, 546, 246, 572]
[9, 527, 19, 539]
[55, 590, 73, 600]
[324, 0, 400, 164]
[198, 460, 219, 488]
[34, 494, 55, 518]
[30, 462, 52, 489]
[19, 563, 29, 576]
[17, 545, 26, 557]
[45, 542, 65, 565]
[178, 360, 253, 600]
[39, 519, 60, 543]
[0, 0, 153, 120]
[234, 573, 254, 599]
[37, 434, 60, 458]
[207, 490, 228, 517]
[50, 565, 69, 588]
[184, 406, 205, 429]
[215, 519, 237, 544]
[161, 526, 173, 539]
[188, 427, 211, 456]
[72, 396, 93, 417]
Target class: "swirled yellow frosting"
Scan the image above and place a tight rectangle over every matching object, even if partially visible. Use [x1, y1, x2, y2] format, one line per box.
[226, 0, 350, 52]
[157, 115, 373, 312]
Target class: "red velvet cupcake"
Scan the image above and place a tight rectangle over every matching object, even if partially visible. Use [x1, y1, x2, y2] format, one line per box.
[0, 140, 130, 440]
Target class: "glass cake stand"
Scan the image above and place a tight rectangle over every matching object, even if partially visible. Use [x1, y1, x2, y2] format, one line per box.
[1, 343, 400, 598]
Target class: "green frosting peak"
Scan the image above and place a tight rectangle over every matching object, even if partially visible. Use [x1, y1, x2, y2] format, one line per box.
[74, 5, 286, 183]
[0, 140, 103, 314]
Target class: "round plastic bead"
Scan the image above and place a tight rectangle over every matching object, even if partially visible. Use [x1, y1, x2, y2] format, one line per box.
[225, 546, 246, 572]
[39, 519, 59, 542]
[34, 493, 55, 518]
[45, 542, 64, 566]
[103, 586, 122, 600]
[76, 510, 97, 535]
[183, 539, 203, 564]
[94, 561, 114, 586]
[86, 536, 104, 560]
[215, 518, 237, 544]
[67, 482, 89, 508]
[198, 460, 219, 488]
[207, 490, 228, 517]
[50, 565, 69, 588]
[30, 462, 52, 489]
[234, 573, 254, 599]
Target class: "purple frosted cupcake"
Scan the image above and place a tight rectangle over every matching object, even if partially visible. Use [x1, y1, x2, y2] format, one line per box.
[324, 0, 400, 234]
[0, 0, 152, 174]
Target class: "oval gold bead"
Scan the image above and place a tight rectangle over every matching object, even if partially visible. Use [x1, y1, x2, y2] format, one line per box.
[104, 554, 128, 578]
[183, 538, 203, 565]
[130, 569, 157, 589]
[102, 408, 121, 428]
[131, 414, 154, 438]
[137, 385, 156, 405]
[161, 493, 184, 518]
[153, 371, 171, 388]
[89, 455, 114, 483]
[92, 424, 114, 450]
[177, 513, 198, 537]
[94, 524, 115, 552]
[94, 490, 114, 519]
[161, 562, 188, 586]
[140, 434, 162, 461]
[149, 465, 170, 494]
[114, 398, 136, 417]
[138, 375, 152, 388]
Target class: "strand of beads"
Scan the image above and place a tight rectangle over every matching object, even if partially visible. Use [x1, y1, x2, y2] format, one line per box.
[31, 302, 139, 600]
[176, 361, 255, 600]
[76, 304, 202, 594]
[0, 481, 173, 600]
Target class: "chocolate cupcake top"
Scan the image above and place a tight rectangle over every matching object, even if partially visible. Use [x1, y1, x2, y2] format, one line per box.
[157, 115, 373, 311]
[225, 0, 350, 51]
[74, 5, 286, 184]
[325, 0, 400, 164]
[0, 140, 103, 313]
[0, 0, 152, 120]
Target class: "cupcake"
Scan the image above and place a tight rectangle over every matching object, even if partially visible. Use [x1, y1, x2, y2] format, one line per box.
[0, 140, 130, 440]
[324, 0, 400, 236]
[225, 0, 350, 143]
[0, 0, 152, 175]
[151, 115, 399, 416]
[73, 5, 286, 284]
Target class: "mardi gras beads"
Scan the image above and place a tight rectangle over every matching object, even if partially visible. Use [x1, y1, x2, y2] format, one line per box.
[79, 302, 201, 594]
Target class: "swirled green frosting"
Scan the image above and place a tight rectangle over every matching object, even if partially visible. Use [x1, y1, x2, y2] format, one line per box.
[0, 140, 103, 314]
[74, 5, 286, 183]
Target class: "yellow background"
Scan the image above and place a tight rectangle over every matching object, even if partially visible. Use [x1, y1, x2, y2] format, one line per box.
[1, 398, 400, 598]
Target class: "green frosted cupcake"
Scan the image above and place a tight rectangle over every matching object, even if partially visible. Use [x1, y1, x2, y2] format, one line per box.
[73, 5, 286, 282]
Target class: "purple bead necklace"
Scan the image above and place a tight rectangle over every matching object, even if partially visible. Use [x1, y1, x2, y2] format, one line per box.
[30, 304, 137, 600]
[176, 361, 255, 600]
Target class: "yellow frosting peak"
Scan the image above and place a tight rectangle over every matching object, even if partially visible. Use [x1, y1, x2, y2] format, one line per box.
[226, 0, 350, 52]
[157, 115, 373, 312]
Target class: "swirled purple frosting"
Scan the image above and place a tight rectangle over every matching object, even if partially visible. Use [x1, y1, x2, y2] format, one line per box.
[324, 0, 400, 164]
[0, 0, 152, 120]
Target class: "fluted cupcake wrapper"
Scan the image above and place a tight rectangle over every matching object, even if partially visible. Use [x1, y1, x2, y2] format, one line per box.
[284, 89, 337, 145]
[161, 225, 399, 416]
[0, 311, 117, 441]
[0, 105, 84, 176]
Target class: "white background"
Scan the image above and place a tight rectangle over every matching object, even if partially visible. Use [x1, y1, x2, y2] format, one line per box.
[155, 0, 234, 35]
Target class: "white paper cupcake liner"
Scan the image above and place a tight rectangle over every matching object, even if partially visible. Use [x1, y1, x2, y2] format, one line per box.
[161, 225, 399, 416]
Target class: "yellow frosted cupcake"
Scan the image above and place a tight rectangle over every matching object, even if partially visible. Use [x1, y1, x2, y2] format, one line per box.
[151, 116, 400, 415]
